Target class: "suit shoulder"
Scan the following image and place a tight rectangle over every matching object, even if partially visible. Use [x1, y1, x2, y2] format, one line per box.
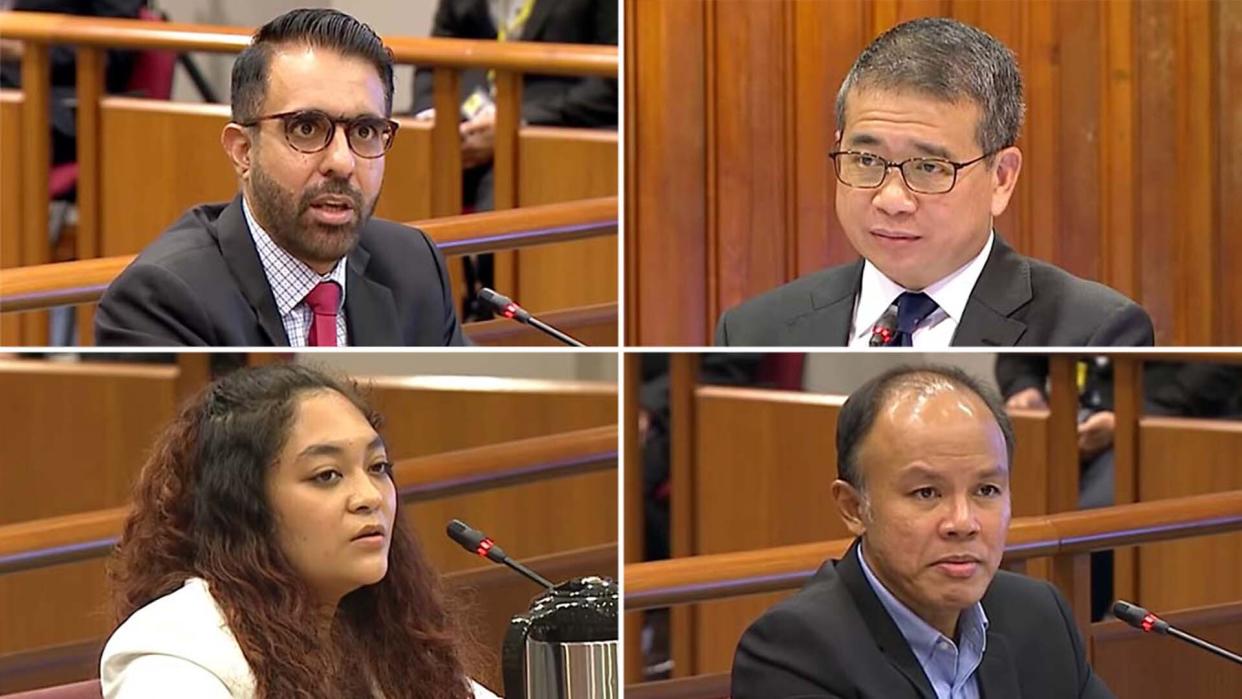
[101, 578, 252, 691]
[127, 204, 230, 272]
[359, 219, 442, 262]
[1024, 255, 1139, 312]
[741, 561, 842, 639]
[984, 569, 1067, 622]
[720, 264, 854, 337]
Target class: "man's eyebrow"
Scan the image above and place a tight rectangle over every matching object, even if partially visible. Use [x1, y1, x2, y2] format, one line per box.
[845, 132, 882, 148]
[843, 133, 954, 160]
[896, 465, 946, 481]
[909, 139, 954, 160]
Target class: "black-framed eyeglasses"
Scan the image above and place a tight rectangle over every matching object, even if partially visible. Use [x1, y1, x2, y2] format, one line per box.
[238, 109, 399, 159]
[828, 149, 998, 194]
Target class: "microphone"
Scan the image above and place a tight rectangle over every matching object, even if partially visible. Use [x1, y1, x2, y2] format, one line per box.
[477, 288, 586, 347]
[446, 519, 554, 590]
[869, 304, 899, 346]
[1113, 600, 1242, 666]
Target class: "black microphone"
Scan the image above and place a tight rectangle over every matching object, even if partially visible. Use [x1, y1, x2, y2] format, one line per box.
[869, 304, 899, 347]
[446, 519, 554, 590]
[477, 288, 586, 347]
[1113, 600, 1242, 666]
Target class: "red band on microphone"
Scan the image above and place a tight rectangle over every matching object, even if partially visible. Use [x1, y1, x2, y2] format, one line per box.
[1142, 614, 1156, 632]
[475, 538, 494, 557]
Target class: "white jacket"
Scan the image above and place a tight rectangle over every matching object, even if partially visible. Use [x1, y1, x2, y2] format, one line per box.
[100, 578, 502, 698]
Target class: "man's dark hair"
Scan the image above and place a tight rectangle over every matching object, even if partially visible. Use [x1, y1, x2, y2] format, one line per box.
[230, 8, 395, 123]
[835, 364, 1015, 490]
[834, 17, 1025, 158]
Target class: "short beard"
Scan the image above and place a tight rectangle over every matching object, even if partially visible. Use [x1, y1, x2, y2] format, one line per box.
[247, 159, 376, 270]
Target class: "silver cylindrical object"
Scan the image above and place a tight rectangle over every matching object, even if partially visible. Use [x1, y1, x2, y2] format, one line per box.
[525, 639, 618, 699]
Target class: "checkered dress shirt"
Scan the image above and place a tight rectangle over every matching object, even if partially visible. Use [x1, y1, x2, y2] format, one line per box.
[242, 199, 348, 347]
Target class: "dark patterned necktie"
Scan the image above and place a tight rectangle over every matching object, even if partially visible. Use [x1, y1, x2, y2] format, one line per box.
[893, 291, 940, 347]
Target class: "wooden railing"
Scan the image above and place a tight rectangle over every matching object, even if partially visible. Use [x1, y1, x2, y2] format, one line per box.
[625, 489, 1242, 611]
[0, 196, 617, 314]
[0, 11, 618, 341]
[0, 425, 617, 576]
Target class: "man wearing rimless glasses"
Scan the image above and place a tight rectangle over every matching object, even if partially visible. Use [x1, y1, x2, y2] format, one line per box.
[716, 18, 1153, 348]
[96, 9, 465, 346]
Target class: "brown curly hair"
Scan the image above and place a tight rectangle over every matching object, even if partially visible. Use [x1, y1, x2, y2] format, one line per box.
[108, 363, 475, 698]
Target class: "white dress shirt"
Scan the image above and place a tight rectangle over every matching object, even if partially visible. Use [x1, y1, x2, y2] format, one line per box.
[242, 198, 349, 347]
[101, 578, 502, 698]
[849, 232, 995, 348]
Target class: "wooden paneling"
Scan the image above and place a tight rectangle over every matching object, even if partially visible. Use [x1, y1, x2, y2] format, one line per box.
[0, 361, 179, 525]
[0, 91, 23, 345]
[1136, 418, 1242, 611]
[628, 0, 1242, 345]
[1216, 0, 1242, 342]
[711, 1, 793, 316]
[98, 100, 235, 256]
[627, 0, 709, 345]
[515, 127, 618, 313]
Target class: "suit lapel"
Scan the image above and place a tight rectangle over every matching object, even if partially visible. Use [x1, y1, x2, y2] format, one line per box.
[838, 541, 938, 699]
[953, 235, 1031, 346]
[977, 632, 1022, 699]
[343, 246, 400, 346]
[520, 0, 554, 41]
[216, 195, 289, 346]
[781, 260, 862, 345]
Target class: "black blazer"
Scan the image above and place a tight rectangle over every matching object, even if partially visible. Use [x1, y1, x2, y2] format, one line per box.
[715, 236, 1154, 347]
[95, 196, 466, 347]
[410, 0, 618, 128]
[732, 541, 1115, 699]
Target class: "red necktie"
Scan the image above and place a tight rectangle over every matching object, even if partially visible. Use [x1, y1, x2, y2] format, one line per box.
[304, 281, 341, 347]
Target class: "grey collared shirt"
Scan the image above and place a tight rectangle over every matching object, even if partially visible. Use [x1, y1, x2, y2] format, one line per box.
[242, 198, 348, 347]
[859, 544, 988, 699]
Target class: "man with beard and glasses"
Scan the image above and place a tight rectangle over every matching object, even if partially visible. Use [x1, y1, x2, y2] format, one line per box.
[95, 8, 466, 346]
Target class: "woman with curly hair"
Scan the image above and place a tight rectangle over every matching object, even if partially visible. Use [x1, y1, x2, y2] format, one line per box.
[100, 363, 500, 698]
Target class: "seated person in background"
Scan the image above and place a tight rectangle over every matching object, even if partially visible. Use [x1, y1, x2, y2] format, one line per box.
[715, 18, 1153, 347]
[732, 365, 1113, 698]
[96, 8, 465, 346]
[0, 0, 143, 171]
[410, 0, 618, 320]
[997, 355, 1242, 621]
[102, 363, 498, 697]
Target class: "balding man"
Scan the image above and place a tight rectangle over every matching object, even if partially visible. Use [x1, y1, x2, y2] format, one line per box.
[731, 365, 1114, 698]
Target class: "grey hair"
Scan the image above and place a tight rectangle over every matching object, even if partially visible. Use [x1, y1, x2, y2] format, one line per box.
[834, 17, 1025, 158]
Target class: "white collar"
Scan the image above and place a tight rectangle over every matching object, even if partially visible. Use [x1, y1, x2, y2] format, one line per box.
[851, 231, 995, 342]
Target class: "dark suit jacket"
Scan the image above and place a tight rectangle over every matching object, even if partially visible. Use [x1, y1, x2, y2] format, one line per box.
[715, 236, 1154, 347]
[732, 541, 1115, 699]
[94, 196, 466, 346]
[410, 0, 618, 127]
